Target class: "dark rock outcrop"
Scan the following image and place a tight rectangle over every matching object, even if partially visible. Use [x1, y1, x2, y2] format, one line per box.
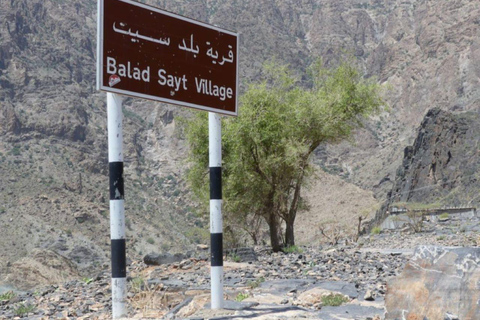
[373, 108, 480, 227]
[389, 108, 472, 204]
[0, 103, 21, 134]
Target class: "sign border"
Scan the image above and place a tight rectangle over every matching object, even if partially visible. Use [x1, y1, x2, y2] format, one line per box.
[96, 0, 239, 116]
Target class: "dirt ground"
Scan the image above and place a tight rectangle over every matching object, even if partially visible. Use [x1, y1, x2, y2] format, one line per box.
[296, 169, 379, 246]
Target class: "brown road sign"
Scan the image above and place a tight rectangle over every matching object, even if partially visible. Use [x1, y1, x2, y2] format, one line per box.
[97, 0, 239, 116]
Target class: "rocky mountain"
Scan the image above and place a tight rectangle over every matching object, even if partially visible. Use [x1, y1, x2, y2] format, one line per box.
[390, 108, 480, 205]
[373, 108, 480, 225]
[1, 0, 480, 289]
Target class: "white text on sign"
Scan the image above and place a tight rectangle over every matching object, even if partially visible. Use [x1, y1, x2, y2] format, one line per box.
[106, 57, 234, 102]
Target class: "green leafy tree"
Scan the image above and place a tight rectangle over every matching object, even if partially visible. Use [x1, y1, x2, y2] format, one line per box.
[184, 60, 384, 252]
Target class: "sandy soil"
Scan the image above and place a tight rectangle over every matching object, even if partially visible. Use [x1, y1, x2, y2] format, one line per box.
[296, 169, 379, 246]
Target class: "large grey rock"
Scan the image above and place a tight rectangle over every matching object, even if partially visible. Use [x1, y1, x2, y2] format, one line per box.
[315, 305, 384, 320]
[259, 279, 315, 294]
[143, 253, 186, 266]
[316, 281, 359, 299]
[385, 245, 480, 320]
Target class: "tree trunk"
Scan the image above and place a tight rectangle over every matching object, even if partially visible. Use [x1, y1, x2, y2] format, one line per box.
[267, 213, 282, 252]
[285, 219, 295, 247]
[284, 165, 304, 248]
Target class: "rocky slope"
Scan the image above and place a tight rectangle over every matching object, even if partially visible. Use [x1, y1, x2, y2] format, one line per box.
[374, 108, 480, 224]
[2, 211, 479, 319]
[390, 108, 480, 205]
[1, 0, 480, 290]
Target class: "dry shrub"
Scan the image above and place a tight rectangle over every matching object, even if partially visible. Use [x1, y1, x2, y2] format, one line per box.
[129, 281, 183, 318]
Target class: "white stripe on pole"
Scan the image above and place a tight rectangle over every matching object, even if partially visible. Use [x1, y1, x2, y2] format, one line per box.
[108, 93, 124, 163]
[209, 113, 221, 167]
[211, 266, 224, 309]
[110, 200, 126, 240]
[210, 199, 223, 234]
[112, 278, 127, 318]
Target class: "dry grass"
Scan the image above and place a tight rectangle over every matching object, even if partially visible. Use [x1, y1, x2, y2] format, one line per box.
[128, 279, 181, 318]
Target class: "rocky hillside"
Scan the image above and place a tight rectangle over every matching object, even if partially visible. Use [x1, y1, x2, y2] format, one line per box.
[390, 108, 480, 205]
[1, 0, 480, 289]
[2, 210, 480, 319]
[306, 0, 480, 198]
[0, 0, 203, 285]
[373, 108, 480, 224]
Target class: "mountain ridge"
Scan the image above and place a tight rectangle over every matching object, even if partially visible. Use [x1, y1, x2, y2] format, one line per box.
[1, 0, 480, 289]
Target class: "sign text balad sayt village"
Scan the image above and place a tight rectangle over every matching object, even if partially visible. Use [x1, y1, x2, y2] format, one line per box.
[97, 0, 238, 116]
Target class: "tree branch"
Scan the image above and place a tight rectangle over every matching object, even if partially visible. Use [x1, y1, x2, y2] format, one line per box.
[250, 144, 274, 186]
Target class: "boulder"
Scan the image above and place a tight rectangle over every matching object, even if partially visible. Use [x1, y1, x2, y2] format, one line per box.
[316, 281, 359, 299]
[143, 252, 186, 266]
[295, 287, 350, 309]
[385, 246, 480, 320]
[315, 305, 384, 320]
[364, 289, 375, 301]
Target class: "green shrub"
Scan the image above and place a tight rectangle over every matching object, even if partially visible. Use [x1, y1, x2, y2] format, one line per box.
[321, 293, 349, 306]
[371, 226, 381, 235]
[82, 277, 94, 285]
[247, 277, 265, 289]
[10, 147, 21, 156]
[439, 213, 449, 219]
[185, 227, 209, 244]
[282, 245, 303, 254]
[230, 253, 240, 262]
[147, 237, 155, 244]
[130, 277, 145, 292]
[235, 292, 249, 302]
[0, 291, 15, 301]
[14, 303, 36, 317]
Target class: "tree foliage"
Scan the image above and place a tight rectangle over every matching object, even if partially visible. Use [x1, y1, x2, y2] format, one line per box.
[183, 59, 384, 251]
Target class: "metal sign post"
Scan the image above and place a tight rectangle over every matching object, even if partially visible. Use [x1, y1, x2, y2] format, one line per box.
[107, 93, 127, 318]
[209, 112, 223, 309]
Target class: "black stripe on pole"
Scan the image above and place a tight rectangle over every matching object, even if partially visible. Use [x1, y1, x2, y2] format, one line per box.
[210, 167, 222, 200]
[109, 162, 124, 200]
[111, 239, 127, 278]
[211, 233, 223, 267]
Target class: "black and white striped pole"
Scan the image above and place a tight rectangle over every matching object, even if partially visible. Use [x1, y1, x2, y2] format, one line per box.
[209, 112, 223, 309]
[107, 92, 127, 318]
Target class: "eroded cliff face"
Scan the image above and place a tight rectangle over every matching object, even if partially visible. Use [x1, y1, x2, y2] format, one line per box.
[1, 0, 480, 285]
[389, 108, 477, 205]
[373, 108, 480, 226]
